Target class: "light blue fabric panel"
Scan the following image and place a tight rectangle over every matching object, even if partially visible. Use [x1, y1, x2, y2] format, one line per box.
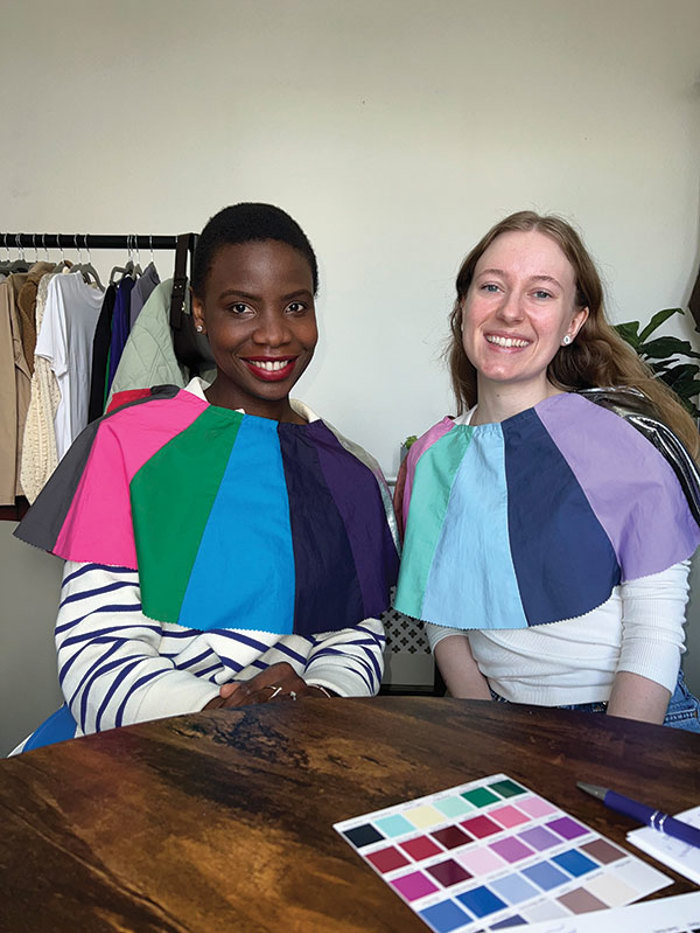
[421, 423, 528, 630]
[178, 417, 295, 633]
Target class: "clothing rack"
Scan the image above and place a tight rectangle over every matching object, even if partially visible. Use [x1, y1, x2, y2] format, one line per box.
[0, 233, 196, 252]
[0, 231, 207, 523]
[1, 230, 206, 369]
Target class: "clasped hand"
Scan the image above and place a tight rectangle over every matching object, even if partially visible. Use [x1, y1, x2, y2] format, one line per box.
[203, 662, 334, 710]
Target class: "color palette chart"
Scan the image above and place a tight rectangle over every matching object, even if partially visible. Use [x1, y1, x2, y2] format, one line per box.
[334, 774, 671, 932]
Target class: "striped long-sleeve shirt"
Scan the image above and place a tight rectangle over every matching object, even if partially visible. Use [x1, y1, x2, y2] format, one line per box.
[57, 560, 385, 737]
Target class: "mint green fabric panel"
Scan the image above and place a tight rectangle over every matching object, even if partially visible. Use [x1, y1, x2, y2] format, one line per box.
[394, 425, 471, 617]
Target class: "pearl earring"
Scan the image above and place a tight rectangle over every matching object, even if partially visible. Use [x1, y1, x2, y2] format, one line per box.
[196, 324, 204, 333]
[562, 334, 572, 346]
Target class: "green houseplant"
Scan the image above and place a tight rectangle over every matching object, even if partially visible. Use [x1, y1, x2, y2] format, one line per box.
[614, 307, 700, 419]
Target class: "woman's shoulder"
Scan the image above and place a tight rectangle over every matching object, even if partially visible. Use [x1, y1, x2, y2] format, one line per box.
[555, 388, 700, 523]
[105, 383, 196, 416]
[404, 416, 458, 467]
[315, 410, 388, 482]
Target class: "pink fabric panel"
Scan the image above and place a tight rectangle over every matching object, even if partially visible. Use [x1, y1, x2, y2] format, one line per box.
[402, 417, 455, 523]
[54, 391, 206, 566]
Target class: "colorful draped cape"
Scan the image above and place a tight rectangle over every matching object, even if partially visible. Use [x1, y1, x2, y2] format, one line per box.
[394, 393, 699, 630]
[16, 386, 399, 638]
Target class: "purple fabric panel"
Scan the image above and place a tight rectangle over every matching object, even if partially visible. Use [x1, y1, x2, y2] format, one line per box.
[309, 421, 398, 618]
[402, 417, 456, 522]
[536, 394, 700, 580]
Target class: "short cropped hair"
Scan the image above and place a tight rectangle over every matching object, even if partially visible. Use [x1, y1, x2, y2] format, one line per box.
[192, 202, 318, 297]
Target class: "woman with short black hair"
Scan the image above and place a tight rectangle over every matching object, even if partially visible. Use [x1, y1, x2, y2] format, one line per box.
[13, 203, 398, 751]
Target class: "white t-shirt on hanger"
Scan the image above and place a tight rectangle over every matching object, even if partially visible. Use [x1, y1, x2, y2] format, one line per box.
[35, 273, 104, 460]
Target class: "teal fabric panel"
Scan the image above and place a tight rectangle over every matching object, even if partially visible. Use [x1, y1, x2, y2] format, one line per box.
[394, 424, 469, 617]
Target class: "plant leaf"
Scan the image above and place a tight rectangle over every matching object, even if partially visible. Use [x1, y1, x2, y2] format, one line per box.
[660, 363, 700, 387]
[659, 372, 700, 399]
[638, 336, 700, 361]
[678, 395, 700, 418]
[614, 321, 640, 348]
[638, 307, 684, 343]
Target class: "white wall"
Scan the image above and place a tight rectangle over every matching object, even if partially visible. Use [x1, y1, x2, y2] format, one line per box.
[3, 0, 699, 475]
[2, 0, 700, 745]
[0, 523, 63, 754]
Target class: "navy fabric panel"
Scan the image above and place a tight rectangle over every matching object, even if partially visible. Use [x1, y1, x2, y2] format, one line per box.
[503, 408, 620, 625]
[279, 423, 364, 637]
[14, 385, 181, 554]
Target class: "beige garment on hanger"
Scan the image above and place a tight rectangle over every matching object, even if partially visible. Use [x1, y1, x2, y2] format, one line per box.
[17, 262, 56, 372]
[20, 272, 63, 503]
[0, 278, 31, 503]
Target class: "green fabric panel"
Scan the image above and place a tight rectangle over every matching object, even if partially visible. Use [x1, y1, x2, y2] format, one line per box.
[130, 406, 243, 621]
[396, 426, 472, 616]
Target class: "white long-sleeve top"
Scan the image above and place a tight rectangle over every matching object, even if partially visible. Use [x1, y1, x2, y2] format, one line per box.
[57, 560, 385, 738]
[426, 560, 689, 705]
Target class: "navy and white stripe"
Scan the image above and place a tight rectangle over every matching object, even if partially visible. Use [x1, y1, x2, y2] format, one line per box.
[56, 561, 385, 737]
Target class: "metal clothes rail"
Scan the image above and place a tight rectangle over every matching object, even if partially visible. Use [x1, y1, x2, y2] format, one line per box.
[0, 233, 195, 252]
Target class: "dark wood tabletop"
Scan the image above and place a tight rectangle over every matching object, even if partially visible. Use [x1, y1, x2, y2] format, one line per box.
[0, 698, 697, 932]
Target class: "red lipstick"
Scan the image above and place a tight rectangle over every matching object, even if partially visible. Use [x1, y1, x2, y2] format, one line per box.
[242, 357, 297, 382]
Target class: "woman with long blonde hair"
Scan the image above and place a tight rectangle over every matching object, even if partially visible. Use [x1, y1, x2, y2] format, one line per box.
[394, 211, 700, 729]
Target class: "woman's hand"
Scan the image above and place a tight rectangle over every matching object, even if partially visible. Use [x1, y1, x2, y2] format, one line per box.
[203, 662, 335, 710]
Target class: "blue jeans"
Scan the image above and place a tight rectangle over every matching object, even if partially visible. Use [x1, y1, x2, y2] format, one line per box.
[491, 669, 700, 733]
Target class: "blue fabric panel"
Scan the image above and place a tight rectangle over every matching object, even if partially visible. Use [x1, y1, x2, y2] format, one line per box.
[178, 417, 295, 634]
[422, 423, 528, 630]
[503, 409, 620, 626]
[279, 422, 364, 639]
[23, 704, 78, 751]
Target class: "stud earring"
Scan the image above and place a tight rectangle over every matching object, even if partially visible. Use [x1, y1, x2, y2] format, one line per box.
[195, 324, 204, 333]
[562, 334, 572, 346]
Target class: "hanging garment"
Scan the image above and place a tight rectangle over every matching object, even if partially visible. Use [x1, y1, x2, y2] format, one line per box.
[20, 272, 63, 502]
[107, 279, 215, 406]
[35, 273, 103, 460]
[106, 275, 135, 394]
[16, 262, 55, 373]
[0, 278, 31, 503]
[129, 260, 160, 328]
[87, 283, 117, 422]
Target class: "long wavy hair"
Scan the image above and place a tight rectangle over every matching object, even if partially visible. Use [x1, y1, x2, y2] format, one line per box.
[447, 210, 699, 457]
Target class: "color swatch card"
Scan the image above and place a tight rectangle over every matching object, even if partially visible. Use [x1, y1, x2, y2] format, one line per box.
[627, 805, 700, 886]
[524, 891, 700, 933]
[334, 774, 672, 932]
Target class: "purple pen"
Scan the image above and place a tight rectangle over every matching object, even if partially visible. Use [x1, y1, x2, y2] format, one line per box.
[577, 782, 700, 849]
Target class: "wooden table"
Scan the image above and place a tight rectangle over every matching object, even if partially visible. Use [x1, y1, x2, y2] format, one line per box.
[0, 698, 697, 932]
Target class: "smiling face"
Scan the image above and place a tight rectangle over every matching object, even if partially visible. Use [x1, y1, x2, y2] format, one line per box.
[191, 239, 317, 421]
[461, 229, 589, 409]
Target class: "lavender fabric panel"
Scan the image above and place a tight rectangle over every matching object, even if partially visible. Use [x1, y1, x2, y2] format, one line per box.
[536, 394, 700, 580]
[308, 421, 398, 618]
